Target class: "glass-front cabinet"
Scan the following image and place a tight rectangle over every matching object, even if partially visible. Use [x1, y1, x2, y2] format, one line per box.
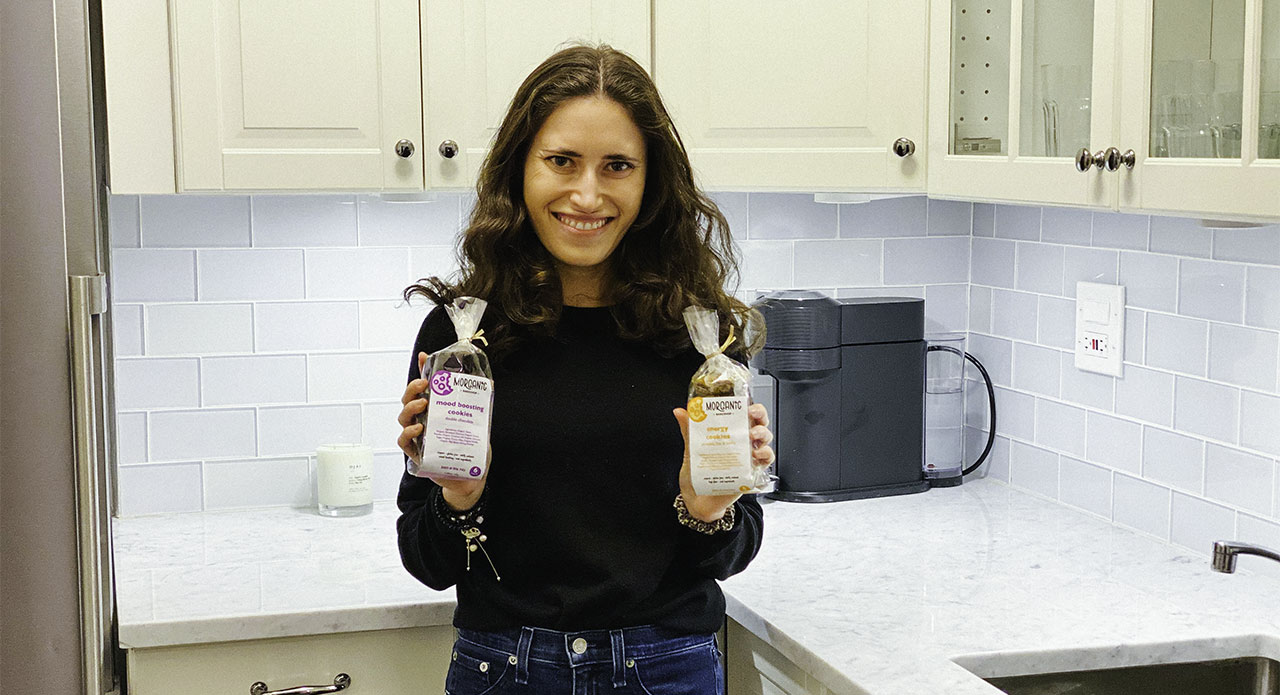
[930, 0, 1280, 219]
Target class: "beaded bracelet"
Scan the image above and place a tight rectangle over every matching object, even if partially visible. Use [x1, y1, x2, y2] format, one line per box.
[674, 494, 737, 535]
[431, 486, 500, 580]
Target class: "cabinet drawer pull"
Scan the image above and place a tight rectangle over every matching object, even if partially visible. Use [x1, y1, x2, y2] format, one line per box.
[249, 673, 350, 695]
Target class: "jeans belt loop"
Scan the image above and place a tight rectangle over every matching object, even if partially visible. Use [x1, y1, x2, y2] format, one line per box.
[515, 627, 534, 685]
[610, 629, 627, 687]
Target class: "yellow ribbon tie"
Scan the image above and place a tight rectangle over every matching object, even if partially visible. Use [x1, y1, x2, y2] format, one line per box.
[470, 329, 489, 347]
[717, 324, 736, 354]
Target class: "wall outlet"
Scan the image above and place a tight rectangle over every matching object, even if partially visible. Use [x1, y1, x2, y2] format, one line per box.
[1074, 282, 1125, 377]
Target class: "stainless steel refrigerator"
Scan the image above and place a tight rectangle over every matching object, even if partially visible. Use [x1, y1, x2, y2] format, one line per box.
[1, 0, 122, 693]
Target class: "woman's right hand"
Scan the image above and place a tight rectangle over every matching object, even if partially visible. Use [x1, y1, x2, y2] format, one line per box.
[398, 351, 487, 511]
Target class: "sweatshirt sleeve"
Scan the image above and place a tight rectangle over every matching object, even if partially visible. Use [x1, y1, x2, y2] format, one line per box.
[395, 307, 468, 590]
[678, 493, 765, 580]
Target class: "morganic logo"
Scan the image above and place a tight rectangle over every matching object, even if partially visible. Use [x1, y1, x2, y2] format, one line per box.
[703, 398, 744, 413]
[452, 375, 490, 392]
[429, 371, 453, 396]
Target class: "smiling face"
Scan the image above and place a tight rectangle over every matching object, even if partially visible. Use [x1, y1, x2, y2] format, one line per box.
[523, 96, 646, 305]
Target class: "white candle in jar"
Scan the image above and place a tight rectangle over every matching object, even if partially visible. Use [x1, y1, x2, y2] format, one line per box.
[316, 443, 374, 517]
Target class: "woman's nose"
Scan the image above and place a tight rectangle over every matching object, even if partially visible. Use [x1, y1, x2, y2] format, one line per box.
[568, 170, 603, 210]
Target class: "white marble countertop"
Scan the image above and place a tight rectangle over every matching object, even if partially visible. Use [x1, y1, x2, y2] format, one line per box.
[114, 479, 1280, 694]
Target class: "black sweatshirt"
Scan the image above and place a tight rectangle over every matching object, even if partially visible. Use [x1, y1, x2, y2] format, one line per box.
[396, 305, 764, 634]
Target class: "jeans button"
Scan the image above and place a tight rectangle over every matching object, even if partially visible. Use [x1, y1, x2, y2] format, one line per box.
[572, 637, 588, 654]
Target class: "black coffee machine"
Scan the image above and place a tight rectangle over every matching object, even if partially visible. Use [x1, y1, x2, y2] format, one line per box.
[753, 290, 938, 502]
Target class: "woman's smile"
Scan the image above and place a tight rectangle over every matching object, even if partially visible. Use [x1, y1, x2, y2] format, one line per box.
[553, 211, 613, 233]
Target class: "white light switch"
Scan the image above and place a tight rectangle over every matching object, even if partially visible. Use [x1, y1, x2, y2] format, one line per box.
[1075, 282, 1125, 377]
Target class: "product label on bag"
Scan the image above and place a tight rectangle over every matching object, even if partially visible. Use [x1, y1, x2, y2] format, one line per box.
[687, 396, 753, 495]
[420, 371, 492, 479]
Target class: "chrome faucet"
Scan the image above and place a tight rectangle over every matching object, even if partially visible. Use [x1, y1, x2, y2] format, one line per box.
[1212, 541, 1280, 573]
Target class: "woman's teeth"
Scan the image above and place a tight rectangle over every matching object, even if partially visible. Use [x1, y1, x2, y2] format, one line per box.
[556, 214, 608, 231]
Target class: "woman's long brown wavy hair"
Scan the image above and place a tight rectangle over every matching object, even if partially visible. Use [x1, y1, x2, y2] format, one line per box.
[404, 43, 761, 361]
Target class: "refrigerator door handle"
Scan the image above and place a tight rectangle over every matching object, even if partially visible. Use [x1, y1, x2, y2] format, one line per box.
[69, 273, 119, 695]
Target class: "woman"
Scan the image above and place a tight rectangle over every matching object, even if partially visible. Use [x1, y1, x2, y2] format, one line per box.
[395, 43, 774, 694]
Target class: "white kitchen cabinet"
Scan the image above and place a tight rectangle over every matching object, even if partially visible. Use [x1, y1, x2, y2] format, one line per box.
[168, 0, 424, 192]
[126, 626, 452, 695]
[929, 0, 1280, 220]
[725, 618, 835, 695]
[652, 0, 929, 192]
[422, 0, 651, 190]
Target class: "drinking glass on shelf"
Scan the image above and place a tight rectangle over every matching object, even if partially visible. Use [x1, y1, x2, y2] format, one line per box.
[1038, 64, 1089, 156]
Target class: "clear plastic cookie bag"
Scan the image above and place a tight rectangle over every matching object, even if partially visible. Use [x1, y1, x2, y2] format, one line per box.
[683, 305, 775, 495]
[409, 297, 494, 480]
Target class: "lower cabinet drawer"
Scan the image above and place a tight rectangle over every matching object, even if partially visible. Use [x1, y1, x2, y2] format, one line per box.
[726, 619, 831, 695]
[127, 626, 453, 695]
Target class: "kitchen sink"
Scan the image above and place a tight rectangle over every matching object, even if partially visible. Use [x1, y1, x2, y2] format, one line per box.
[982, 656, 1280, 695]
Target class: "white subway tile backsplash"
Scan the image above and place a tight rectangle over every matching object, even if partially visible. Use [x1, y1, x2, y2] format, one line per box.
[923, 284, 969, 333]
[981, 435, 1011, 481]
[1245, 265, 1280, 330]
[1124, 309, 1146, 365]
[994, 387, 1036, 440]
[972, 203, 995, 237]
[751, 194, 837, 239]
[252, 195, 358, 247]
[1142, 427, 1205, 493]
[1009, 441, 1058, 498]
[146, 303, 254, 355]
[1208, 323, 1279, 391]
[969, 334, 1013, 387]
[1115, 365, 1174, 427]
[197, 249, 305, 302]
[1012, 343, 1061, 397]
[1241, 391, 1280, 457]
[1170, 492, 1236, 553]
[307, 351, 404, 402]
[1119, 251, 1178, 313]
[373, 451, 406, 501]
[111, 249, 197, 302]
[1034, 399, 1087, 457]
[992, 289, 1039, 342]
[254, 301, 360, 353]
[840, 196, 926, 238]
[1112, 474, 1171, 539]
[204, 457, 311, 510]
[1037, 296, 1075, 350]
[358, 195, 462, 246]
[884, 236, 969, 285]
[969, 286, 992, 334]
[113, 304, 144, 356]
[201, 355, 307, 406]
[360, 300, 431, 351]
[117, 462, 203, 515]
[117, 412, 147, 464]
[1204, 443, 1274, 515]
[1085, 412, 1142, 474]
[738, 240, 794, 290]
[140, 195, 251, 247]
[1237, 515, 1280, 581]
[1145, 313, 1208, 376]
[362, 402, 405, 454]
[109, 195, 141, 248]
[115, 358, 200, 410]
[793, 239, 880, 287]
[1213, 226, 1280, 266]
[1040, 207, 1091, 246]
[257, 404, 363, 457]
[709, 193, 748, 240]
[926, 199, 972, 236]
[994, 204, 1041, 241]
[1063, 247, 1118, 297]
[1179, 258, 1246, 323]
[1173, 376, 1240, 444]
[971, 237, 1017, 288]
[150, 408, 256, 461]
[408, 246, 463, 287]
[1149, 215, 1212, 258]
[1091, 212, 1149, 251]
[1059, 456, 1113, 518]
[307, 248, 410, 300]
[1059, 356, 1115, 412]
[1016, 242, 1065, 296]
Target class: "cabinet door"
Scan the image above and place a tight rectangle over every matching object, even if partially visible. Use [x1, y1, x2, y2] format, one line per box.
[1117, 0, 1280, 218]
[171, 0, 423, 191]
[422, 0, 651, 190]
[928, 0, 1120, 207]
[127, 627, 452, 695]
[652, 0, 927, 192]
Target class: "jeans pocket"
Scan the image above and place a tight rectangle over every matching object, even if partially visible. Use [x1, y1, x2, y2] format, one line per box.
[444, 638, 513, 695]
[631, 642, 722, 695]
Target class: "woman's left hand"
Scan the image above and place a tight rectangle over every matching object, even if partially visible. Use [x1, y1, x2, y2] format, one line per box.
[672, 403, 775, 522]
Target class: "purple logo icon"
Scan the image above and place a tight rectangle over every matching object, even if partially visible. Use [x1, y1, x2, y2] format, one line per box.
[469, 466, 482, 477]
[429, 371, 453, 396]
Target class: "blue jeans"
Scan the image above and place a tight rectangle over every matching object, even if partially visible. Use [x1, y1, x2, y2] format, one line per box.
[444, 625, 723, 695]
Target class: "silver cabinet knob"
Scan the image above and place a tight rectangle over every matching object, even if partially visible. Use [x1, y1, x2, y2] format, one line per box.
[250, 673, 350, 695]
[892, 137, 916, 158]
[1112, 148, 1136, 170]
[395, 139, 415, 158]
[1075, 147, 1094, 172]
[439, 140, 459, 159]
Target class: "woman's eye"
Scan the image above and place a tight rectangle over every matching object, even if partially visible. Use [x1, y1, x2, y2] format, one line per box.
[547, 155, 572, 168]
[605, 161, 635, 174]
